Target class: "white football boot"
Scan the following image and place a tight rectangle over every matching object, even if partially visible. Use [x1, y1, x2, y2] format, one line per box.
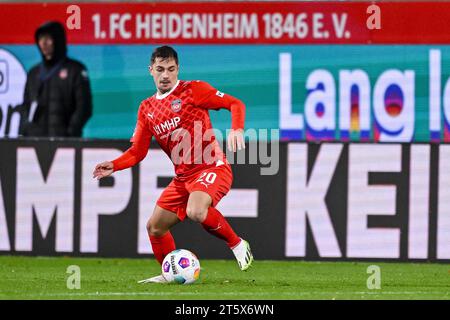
[138, 274, 167, 284]
[232, 238, 254, 271]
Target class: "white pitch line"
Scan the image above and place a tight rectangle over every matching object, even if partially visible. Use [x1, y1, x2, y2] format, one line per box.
[3, 291, 448, 298]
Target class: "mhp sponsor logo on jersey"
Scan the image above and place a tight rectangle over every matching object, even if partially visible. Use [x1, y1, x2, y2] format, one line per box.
[153, 116, 181, 135]
[279, 49, 450, 142]
[0, 49, 26, 138]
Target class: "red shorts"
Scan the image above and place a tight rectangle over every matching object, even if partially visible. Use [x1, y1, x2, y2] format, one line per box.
[156, 163, 233, 221]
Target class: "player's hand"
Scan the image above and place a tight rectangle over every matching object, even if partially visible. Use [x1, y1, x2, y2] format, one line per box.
[227, 129, 245, 152]
[93, 161, 114, 180]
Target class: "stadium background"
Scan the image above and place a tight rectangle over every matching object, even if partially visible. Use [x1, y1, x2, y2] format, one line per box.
[0, 1, 449, 263]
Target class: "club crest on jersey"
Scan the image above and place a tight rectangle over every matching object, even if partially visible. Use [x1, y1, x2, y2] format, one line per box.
[59, 68, 68, 79]
[171, 99, 182, 112]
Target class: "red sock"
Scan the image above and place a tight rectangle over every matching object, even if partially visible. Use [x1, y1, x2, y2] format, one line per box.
[149, 232, 176, 265]
[201, 207, 241, 248]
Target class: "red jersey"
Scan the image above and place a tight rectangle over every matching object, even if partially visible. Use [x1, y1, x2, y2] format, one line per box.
[111, 80, 245, 180]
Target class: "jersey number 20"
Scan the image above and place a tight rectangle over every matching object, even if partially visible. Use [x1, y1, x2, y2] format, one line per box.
[196, 172, 217, 184]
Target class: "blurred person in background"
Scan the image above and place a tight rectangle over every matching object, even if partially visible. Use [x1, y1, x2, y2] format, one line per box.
[20, 21, 92, 137]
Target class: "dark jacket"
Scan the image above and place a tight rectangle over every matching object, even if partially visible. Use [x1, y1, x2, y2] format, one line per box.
[20, 21, 92, 137]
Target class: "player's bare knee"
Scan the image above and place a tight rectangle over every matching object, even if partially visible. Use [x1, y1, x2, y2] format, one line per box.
[186, 206, 208, 222]
[146, 220, 165, 237]
[146, 219, 152, 232]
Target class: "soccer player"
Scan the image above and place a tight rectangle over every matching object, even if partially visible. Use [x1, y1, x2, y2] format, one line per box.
[93, 46, 253, 283]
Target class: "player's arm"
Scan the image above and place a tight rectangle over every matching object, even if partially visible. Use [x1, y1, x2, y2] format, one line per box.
[192, 81, 246, 152]
[92, 106, 152, 179]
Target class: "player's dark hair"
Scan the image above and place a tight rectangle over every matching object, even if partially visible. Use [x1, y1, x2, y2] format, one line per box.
[150, 46, 178, 65]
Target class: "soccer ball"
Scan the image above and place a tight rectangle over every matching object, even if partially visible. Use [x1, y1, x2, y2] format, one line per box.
[162, 249, 201, 284]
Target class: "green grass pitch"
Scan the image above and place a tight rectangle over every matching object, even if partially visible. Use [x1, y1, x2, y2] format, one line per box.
[0, 256, 448, 300]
